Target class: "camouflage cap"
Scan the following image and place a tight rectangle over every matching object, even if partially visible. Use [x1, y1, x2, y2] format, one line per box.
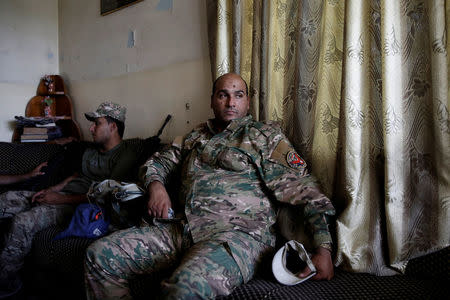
[85, 101, 126, 123]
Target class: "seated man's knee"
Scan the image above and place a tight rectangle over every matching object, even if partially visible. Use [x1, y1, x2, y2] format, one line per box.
[0, 191, 32, 219]
[161, 242, 243, 299]
[85, 237, 114, 272]
[9, 212, 35, 233]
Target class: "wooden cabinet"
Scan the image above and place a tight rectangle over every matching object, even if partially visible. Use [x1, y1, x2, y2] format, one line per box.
[12, 75, 82, 142]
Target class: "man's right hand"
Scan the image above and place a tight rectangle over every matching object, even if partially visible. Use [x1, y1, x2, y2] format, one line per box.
[28, 162, 48, 178]
[31, 184, 59, 203]
[298, 246, 334, 280]
[147, 181, 172, 218]
[32, 189, 48, 203]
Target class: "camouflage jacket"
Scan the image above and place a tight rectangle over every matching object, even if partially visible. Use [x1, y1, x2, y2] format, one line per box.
[142, 115, 335, 249]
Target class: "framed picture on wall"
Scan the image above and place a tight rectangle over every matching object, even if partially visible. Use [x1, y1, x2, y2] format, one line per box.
[101, 0, 144, 16]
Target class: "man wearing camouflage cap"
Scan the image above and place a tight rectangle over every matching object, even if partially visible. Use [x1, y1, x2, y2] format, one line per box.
[85, 74, 335, 299]
[0, 101, 144, 298]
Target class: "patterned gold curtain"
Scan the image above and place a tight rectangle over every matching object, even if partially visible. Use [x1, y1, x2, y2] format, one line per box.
[206, 0, 449, 275]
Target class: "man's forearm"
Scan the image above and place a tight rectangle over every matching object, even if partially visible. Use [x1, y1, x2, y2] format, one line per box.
[308, 213, 333, 249]
[34, 190, 87, 205]
[58, 193, 87, 204]
[50, 173, 78, 192]
[0, 174, 29, 185]
[147, 180, 165, 191]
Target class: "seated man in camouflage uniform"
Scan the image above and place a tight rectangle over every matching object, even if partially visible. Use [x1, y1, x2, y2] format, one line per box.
[85, 73, 336, 299]
[0, 102, 145, 298]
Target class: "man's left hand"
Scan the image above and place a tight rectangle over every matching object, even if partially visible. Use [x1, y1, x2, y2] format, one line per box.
[298, 247, 334, 280]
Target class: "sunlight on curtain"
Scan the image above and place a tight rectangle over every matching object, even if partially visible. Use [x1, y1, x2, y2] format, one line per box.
[206, 0, 449, 275]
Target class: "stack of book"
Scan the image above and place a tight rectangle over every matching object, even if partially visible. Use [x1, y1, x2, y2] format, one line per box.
[20, 123, 62, 142]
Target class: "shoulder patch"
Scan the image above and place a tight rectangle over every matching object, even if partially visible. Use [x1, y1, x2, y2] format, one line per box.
[271, 139, 307, 171]
[286, 150, 305, 169]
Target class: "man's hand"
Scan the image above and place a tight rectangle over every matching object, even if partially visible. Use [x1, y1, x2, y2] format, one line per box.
[298, 247, 334, 280]
[32, 184, 59, 203]
[147, 181, 172, 218]
[32, 189, 47, 202]
[27, 162, 48, 178]
[32, 189, 64, 204]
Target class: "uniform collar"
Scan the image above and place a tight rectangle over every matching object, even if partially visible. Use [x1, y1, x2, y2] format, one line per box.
[207, 115, 253, 134]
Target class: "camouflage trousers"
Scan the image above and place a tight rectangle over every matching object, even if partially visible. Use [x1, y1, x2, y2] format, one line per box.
[0, 190, 74, 282]
[85, 220, 271, 299]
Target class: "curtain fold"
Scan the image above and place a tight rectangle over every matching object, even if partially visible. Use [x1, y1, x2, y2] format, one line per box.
[206, 0, 449, 275]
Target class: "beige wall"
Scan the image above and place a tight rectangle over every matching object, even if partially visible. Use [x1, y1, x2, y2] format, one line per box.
[59, 0, 212, 142]
[0, 0, 59, 142]
[71, 58, 213, 142]
[0, 0, 212, 142]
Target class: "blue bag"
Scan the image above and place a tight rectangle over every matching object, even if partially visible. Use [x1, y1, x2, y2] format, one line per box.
[54, 203, 110, 240]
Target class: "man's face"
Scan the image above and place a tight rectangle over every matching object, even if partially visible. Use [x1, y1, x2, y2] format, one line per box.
[211, 74, 250, 124]
[89, 117, 113, 145]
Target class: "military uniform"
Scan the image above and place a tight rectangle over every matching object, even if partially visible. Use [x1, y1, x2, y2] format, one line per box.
[85, 115, 335, 299]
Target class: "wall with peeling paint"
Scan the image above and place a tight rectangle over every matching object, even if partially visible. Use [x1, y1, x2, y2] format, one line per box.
[0, 0, 212, 143]
[0, 0, 59, 141]
[59, 0, 212, 142]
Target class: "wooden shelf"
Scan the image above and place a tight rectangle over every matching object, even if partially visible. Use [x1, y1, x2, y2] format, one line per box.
[12, 75, 82, 143]
[25, 95, 75, 118]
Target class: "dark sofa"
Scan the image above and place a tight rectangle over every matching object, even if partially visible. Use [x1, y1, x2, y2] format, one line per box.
[28, 226, 450, 300]
[1, 141, 448, 299]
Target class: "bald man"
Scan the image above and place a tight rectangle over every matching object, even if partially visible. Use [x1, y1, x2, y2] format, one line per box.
[85, 73, 335, 299]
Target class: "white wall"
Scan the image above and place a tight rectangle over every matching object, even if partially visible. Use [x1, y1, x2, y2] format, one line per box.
[0, 0, 59, 141]
[59, 0, 212, 142]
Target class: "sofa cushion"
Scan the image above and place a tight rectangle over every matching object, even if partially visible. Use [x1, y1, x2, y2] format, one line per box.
[28, 229, 450, 299]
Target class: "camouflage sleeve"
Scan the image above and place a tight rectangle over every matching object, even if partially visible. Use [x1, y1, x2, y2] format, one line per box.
[259, 133, 335, 248]
[140, 136, 183, 188]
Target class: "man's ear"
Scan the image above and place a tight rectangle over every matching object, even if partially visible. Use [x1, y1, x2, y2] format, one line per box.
[109, 121, 118, 133]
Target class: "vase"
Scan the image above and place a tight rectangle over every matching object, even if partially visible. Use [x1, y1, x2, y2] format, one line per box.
[43, 101, 57, 117]
[44, 105, 52, 117]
